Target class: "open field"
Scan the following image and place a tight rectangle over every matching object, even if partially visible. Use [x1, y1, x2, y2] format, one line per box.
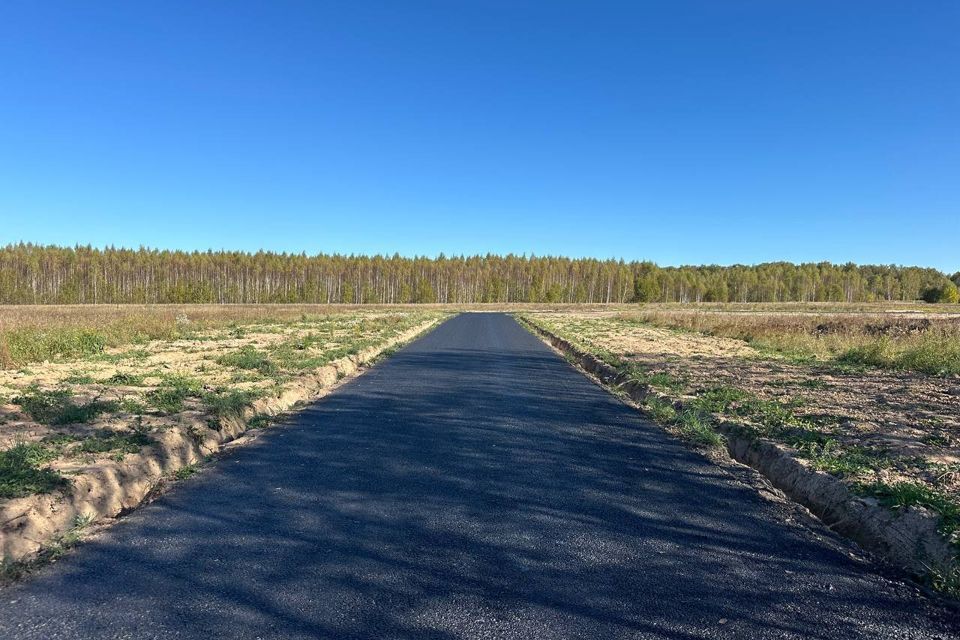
[520, 306, 960, 593]
[4, 302, 960, 593]
[0, 306, 442, 569]
[2, 312, 959, 639]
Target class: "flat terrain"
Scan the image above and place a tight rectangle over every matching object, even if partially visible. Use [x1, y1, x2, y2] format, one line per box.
[0, 313, 957, 639]
[0, 308, 440, 561]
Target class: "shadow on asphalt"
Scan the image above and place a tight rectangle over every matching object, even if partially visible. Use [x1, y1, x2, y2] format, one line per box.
[3, 314, 958, 639]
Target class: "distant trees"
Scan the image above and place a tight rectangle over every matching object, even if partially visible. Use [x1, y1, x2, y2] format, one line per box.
[923, 281, 960, 304]
[0, 243, 955, 305]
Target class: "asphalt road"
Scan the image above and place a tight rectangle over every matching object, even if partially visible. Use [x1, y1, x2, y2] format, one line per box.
[1, 313, 957, 639]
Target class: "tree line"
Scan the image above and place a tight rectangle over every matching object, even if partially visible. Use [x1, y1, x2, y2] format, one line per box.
[0, 243, 957, 305]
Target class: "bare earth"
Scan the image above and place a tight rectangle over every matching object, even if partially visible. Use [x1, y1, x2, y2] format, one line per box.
[529, 312, 960, 505]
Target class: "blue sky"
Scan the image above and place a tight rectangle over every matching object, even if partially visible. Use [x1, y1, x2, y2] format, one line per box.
[1, 1, 957, 271]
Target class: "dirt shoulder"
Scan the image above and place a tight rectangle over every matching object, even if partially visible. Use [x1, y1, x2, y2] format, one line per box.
[0, 310, 443, 569]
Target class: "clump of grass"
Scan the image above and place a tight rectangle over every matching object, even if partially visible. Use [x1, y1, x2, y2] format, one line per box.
[217, 346, 277, 375]
[75, 430, 152, 456]
[0, 442, 69, 498]
[12, 386, 118, 425]
[642, 395, 677, 424]
[107, 372, 146, 386]
[119, 398, 148, 414]
[691, 386, 747, 413]
[896, 336, 960, 376]
[63, 373, 95, 384]
[146, 374, 203, 414]
[610, 308, 960, 376]
[676, 410, 725, 447]
[174, 464, 198, 480]
[203, 388, 263, 421]
[927, 562, 960, 599]
[247, 414, 273, 429]
[860, 481, 960, 543]
[795, 439, 888, 477]
[839, 335, 960, 376]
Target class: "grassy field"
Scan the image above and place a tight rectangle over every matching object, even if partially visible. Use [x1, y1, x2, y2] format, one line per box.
[623, 305, 960, 376]
[0, 306, 442, 503]
[521, 305, 960, 593]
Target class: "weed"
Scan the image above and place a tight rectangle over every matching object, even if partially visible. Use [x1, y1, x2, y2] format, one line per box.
[63, 373, 95, 384]
[0, 442, 69, 498]
[691, 386, 747, 413]
[119, 398, 148, 414]
[643, 396, 677, 424]
[174, 464, 198, 480]
[217, 346, 277, 375]
[203, 388, 262, 421]
[13, 386, 118, 425]
[795, 440, 888, 477]
[75, 430, 152, 456]
[147, 374, 203, 414]
[3, 328, 107, 366]
[107, 372, 146, 386]
[860, 481, 960, 542]
[247, 414, 273, 429]
[676, 410, 725, 447]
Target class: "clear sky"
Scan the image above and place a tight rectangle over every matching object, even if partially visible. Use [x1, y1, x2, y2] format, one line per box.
[1, 1, 957, 271]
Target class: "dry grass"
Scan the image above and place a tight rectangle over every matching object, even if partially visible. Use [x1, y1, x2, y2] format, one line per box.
[618, 308, 960, 376]
[522, 308, 960, 594]
[0, 308, 442, 498]
[0, 305, 420, 369]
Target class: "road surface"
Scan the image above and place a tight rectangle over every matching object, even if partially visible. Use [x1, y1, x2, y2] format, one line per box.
[1, 313, 957, 639]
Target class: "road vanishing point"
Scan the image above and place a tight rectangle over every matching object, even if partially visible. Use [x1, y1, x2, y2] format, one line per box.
[1, 313, 957, 639]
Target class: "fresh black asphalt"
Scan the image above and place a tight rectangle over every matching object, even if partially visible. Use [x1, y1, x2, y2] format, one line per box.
[0, 313, 957, 639]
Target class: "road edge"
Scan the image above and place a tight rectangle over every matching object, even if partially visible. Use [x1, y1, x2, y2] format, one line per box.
[516, 313, 959, 601]
[0, 315, 445, 578]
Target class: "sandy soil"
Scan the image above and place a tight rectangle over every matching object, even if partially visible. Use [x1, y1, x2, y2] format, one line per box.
[531, 312, 960, 498]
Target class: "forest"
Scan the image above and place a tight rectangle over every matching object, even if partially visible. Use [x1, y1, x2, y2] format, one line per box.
[0, 244, 957, 305]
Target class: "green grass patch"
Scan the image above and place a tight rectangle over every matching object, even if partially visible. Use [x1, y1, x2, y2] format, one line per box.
[794, 439, 888, 477]
[13, 386, 119, 425]
[676, 410, 725, 447]
[642, 396, 677, 424]
[203, 388, 263, 421]
[839, 336, 960, 377]
[75, 430, 152, 456]
[217, 346, 277, 375]
[174, 464, 198, 480]
[3, 328, 107, 365]
[146, 374, 203, 414]
[691, 386, 747, 413]
[107, 372, 146, 386]
[0, 442, 69, 498]
[63, 373, 95, 385]
[860, 481, 960, 542]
